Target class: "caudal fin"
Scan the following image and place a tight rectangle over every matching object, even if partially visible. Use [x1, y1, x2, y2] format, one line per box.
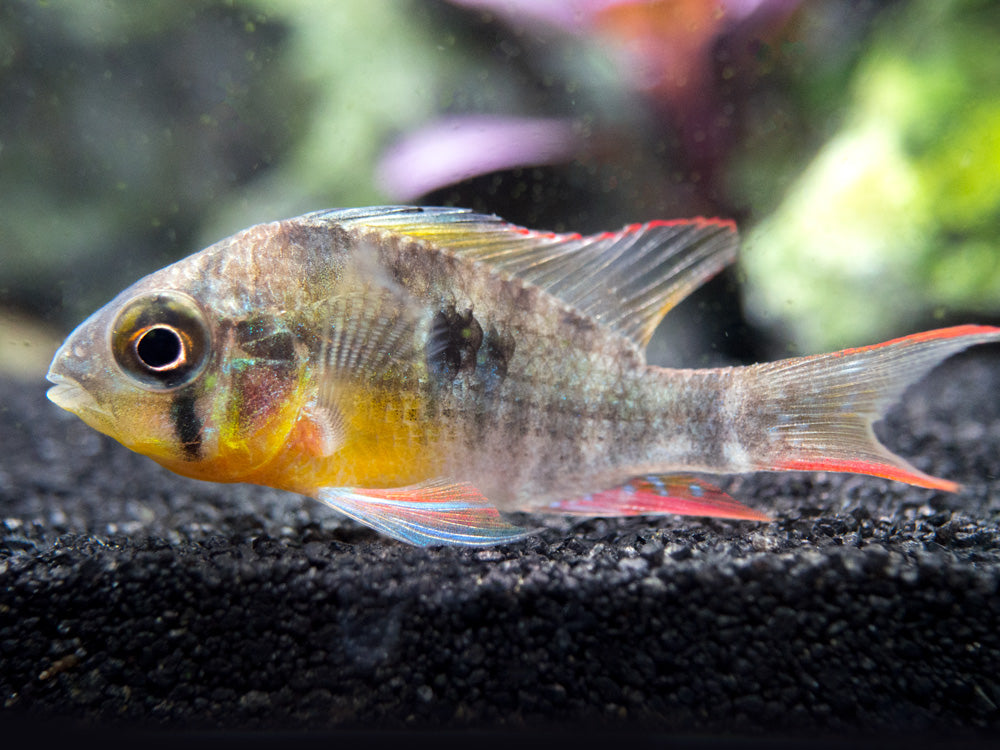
[752, 325, 1000, 491]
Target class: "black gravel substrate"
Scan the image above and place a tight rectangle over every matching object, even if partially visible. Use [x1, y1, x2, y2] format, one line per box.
[2, 347, 1000, 740]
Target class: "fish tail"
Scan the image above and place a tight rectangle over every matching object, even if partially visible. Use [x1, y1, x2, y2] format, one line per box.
[741, 325, 1000, 490]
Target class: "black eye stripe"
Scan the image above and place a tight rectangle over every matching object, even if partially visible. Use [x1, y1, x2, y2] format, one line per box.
[170, 393, 202, 460]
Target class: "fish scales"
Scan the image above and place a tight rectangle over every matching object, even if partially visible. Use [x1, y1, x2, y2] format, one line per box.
[45, 206, 1000, 546]
[357, 224, 729, 505]
[192, 218, 661, 498]
[363, 226, 659, 503]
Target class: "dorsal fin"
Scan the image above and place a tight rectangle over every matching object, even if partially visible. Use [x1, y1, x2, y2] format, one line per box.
[298, 206, 738, 351]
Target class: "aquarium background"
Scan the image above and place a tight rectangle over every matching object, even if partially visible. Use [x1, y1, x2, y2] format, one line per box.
[2, 0, 999, 371]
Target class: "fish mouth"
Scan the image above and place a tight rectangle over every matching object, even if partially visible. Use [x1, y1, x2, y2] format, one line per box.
[45, 371, 108, 419]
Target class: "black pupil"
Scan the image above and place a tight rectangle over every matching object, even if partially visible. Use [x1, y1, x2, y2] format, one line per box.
[136, 327, 183, 369]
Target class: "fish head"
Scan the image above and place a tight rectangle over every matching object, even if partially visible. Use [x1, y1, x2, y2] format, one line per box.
[47, 242, 312, 484]
[47, 282, 215, 460]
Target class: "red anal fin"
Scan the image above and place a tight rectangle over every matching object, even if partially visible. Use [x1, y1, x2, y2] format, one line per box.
[549, 474, 770, 522]
[776, 458, 960, 493]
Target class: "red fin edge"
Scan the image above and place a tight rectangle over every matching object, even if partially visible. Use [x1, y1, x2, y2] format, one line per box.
[756, 324, 1000, 492]
[549, 474, 770, 522]
[316, 481, 530, 547]
[775, 458, 961, 493]
[830, 324, 1000, 358]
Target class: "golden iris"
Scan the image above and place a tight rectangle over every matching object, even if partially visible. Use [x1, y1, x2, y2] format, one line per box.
[111, 292, 212, 389]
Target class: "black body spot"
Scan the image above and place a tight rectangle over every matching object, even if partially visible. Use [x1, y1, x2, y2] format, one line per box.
[426, 306, 483, 380]
[170, 394, 202, 460]
[236, 317, 296, 363]
[476, 326, 515, 392]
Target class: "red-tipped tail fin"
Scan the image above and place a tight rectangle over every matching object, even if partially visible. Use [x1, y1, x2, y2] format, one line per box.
[754, 325, 1000, 490]
[776, 458, 960, 492]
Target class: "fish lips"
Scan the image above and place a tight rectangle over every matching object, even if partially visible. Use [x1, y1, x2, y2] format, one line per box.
[46, 330, 113, 423]
[46, 371, 100, 413]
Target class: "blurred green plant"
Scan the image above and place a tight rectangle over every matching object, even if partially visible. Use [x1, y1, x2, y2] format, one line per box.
[741, 0, 1000, 350]
[0, 0, 306, 321]
[2, 0, 997, 375]
[203, 0, 459, 240]
[0, 0, 450, 326]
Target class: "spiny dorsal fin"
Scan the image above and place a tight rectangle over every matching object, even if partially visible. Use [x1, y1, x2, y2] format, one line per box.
[299, 206, 739, 351]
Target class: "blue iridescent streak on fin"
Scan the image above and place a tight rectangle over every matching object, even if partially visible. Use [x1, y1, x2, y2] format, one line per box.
[548, 474, 770, 522]
[315, 481, 531, 547]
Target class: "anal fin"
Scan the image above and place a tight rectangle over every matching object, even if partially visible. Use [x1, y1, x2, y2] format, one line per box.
[316, 480, 530, 547]
[548, 474, 770, 522]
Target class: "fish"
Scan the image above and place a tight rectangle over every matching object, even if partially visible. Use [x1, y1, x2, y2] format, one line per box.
[46, 206, 1000, 546]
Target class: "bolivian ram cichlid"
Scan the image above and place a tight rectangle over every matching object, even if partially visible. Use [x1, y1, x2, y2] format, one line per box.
[47, 207, 1000, 546]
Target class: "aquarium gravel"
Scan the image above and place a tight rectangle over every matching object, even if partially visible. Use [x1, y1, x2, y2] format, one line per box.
[2, 346, 1000, 736]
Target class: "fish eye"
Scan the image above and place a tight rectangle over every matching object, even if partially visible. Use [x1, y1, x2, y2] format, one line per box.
[135, 325, 184, 370]
[111, 292, 211, 389]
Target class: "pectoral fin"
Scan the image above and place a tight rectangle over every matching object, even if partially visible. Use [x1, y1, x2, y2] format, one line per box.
[316, 480, 531, 546]
[548, 474, 770, 522]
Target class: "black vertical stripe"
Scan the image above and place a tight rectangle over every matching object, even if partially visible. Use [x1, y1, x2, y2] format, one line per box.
[170, 394, 202, 460]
